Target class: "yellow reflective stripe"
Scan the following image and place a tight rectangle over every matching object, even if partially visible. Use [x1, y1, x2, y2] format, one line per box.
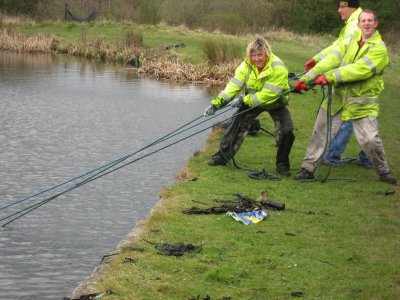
[271, 61, 287, 69]
[243, 65, 252, 92]
[263, 83, 284, 93]
[230, 77, 244, 88]
[219, 91, 230, 101]
[306, 69, 317, 80]
[346, 34, 355, 51]
[362, 56, 376, 75]
[251, 94, 260, 107]
[331, 50, 342, 61]
[334, 69, 342, 83]
[346, 97, 378, 104]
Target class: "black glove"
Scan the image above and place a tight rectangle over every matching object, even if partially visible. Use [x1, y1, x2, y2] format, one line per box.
[229, 96, 244, 108]
[204, 105, 217, 117]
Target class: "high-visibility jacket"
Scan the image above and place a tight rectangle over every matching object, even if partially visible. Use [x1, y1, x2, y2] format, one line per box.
[302, 30, 389, 120]
[211, 53, 290, 110]
[312, 7, 362, 63]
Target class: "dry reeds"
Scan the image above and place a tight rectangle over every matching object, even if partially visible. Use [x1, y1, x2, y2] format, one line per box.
[0, 28, 54, 53]
[174, 167, 194, 182]
[139, 54, 237, 85]
[58, 38, 144, 63]
[0, 27, 146, 64]
[0, 13, 36, 25]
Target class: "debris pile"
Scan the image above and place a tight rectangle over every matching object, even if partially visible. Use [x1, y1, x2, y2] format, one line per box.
[183, 194, 263, 215]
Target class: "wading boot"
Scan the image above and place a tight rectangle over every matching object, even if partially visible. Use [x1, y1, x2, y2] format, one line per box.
[276, 165, 291, 177]
[208, 154, 228, 166]
[294, 168, 314, 181]
[379, 172, 397, 185]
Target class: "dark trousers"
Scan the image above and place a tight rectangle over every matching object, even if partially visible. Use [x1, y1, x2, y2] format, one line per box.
[212, 105, 295, 168]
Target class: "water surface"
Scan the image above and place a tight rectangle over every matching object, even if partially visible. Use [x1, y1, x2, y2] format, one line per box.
[0, 51, 222, 299]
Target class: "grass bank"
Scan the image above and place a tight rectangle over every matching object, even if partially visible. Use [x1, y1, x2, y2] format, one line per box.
[65, 28, 400, 300]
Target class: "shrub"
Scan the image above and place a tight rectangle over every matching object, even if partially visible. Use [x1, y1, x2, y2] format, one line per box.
[202, 36, 244, 64]
[125, 30, 143, 48]
[204, 12, 247, 35]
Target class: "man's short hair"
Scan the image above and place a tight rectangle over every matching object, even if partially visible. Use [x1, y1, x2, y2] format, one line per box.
[358, 9, 378, 22]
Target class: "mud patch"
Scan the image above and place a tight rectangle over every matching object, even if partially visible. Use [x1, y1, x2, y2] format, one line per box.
[155, 243, 203, 257]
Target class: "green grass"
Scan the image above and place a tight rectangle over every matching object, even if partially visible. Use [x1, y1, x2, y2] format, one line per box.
[11, 20, 399, 299]
[90, 42, 399, 299]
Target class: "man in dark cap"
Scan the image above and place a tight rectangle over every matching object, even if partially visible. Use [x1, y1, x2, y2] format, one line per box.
[300, 0, 371, 169]
[294, 9, 397, 185]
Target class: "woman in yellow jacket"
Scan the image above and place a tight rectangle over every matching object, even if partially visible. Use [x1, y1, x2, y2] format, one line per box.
[204, 37, 295, 176]
[294, 9, 397, 184]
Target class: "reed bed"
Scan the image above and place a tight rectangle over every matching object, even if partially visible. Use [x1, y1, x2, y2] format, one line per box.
[0, 27, 145, 64]
[0, 28, 54, 53]
[57, 38, 143, 63]
[139, 56, 238, 85]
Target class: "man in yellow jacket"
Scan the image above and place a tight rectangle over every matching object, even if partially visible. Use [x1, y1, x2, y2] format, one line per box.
[304, 1, 362, 70]
[294, 9, 397, 185]
[204, 37, 295, 176]
[305, 0, 372, 168]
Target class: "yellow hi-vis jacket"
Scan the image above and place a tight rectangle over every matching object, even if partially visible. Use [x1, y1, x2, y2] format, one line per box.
[211, 53, 290, 110]
[302, 30, 389, 120]
[312, 7, 362, 63]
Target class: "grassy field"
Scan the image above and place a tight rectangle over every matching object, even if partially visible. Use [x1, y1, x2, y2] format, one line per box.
[4, 20, 399, 299]
[88, 85, 399, 299]
[63, 26, 399, 299]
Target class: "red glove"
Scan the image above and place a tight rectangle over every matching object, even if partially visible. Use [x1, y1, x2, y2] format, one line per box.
[314, 75, 328, 85]
[304, 59, 316, 72]
[294, 81, 308, 91]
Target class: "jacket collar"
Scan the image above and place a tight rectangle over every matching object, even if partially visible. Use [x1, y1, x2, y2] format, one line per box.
[346, 7, 363, 25]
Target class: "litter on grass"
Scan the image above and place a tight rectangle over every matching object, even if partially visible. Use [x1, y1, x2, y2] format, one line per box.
[226, 210, 267, 225]
[183, 194, 263, 214]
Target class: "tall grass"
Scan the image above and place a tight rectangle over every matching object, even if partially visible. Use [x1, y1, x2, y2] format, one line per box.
[0, 28, 54, 53]
[124, 30, 143, 49]
[0, 26, 145, 64]
[202, 36, 244, 64]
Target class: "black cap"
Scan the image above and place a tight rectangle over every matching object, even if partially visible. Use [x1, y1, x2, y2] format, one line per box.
[338, 0, 359, 8]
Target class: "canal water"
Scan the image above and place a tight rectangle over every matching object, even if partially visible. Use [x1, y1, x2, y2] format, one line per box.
[0, 51, 223, 299]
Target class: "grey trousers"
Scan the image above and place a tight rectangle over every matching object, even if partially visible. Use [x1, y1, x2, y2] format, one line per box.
[301, 108, 390, 175]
